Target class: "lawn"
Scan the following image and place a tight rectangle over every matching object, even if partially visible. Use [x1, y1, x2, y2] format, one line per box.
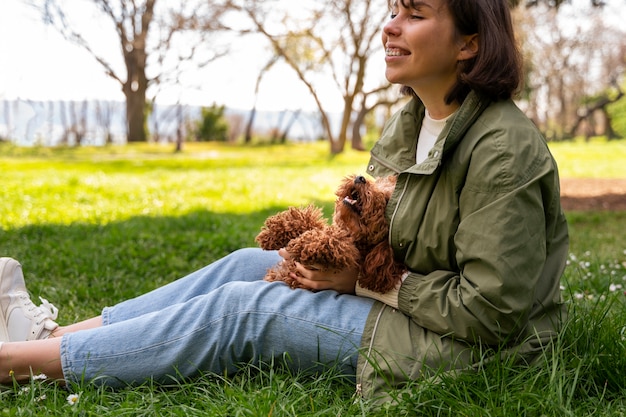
[0, 140, 625, 416]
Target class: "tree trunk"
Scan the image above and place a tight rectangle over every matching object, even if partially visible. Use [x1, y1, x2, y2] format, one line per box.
[124, 79, 148, 142]
[122, 42, 149, 142]
[335, 98, 354, 153]
[279, 109, 301, 144]
[351, 106, 368, 151]
[175, 104, 184, 151]
[244, 107, 257, 144]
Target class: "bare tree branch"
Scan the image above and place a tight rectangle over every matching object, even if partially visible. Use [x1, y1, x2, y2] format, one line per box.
[35, 0, 232, 142]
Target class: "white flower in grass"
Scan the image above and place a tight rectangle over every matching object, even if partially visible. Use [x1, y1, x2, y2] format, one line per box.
[32, 373, 47, 381]
[609, 283, 623, 292]
[66, 393, 80, 406]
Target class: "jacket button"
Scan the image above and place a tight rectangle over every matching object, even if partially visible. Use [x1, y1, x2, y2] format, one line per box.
[399, 242, 404, 247]
[368, 165, 374, 171]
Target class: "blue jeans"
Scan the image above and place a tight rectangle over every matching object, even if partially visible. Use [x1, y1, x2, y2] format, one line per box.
[60, 248, 375, 387]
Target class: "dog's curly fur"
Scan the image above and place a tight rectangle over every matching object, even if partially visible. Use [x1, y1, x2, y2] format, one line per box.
[255, 174, 406, 294]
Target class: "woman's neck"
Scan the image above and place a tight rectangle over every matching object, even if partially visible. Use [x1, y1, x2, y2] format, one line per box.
[412, 82, 460, 119]
[422, 100, 459, 120]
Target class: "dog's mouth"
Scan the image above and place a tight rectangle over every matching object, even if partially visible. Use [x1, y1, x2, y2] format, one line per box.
[342, 190, 361, 214]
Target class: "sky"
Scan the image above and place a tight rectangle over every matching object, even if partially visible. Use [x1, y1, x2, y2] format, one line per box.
[2, 0, 624, 114]
[0, 1, 349, 113]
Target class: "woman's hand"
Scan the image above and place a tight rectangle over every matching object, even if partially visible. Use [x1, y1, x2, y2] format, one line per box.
[278, 248, 359, 294]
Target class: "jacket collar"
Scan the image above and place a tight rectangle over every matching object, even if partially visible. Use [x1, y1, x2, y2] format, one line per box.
[396, 91, 492, 175]
[443, 91, 492, 155]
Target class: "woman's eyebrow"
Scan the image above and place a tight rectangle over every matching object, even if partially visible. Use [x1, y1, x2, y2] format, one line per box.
[413, 1, 434, 10]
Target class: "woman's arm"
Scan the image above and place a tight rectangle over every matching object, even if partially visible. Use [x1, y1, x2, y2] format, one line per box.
[399, 170, 551, 345]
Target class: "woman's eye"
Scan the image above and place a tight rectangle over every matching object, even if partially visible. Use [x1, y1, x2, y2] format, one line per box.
[390, 13, 397, 19]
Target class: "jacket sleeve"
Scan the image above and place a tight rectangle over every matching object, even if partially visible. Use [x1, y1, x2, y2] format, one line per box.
[397, 134, 556, 346]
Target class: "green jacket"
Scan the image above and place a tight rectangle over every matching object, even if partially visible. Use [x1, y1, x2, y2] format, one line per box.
[356, 92, 569, 402]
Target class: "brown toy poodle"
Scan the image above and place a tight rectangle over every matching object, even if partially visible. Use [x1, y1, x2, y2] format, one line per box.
[255, 174, 406, 294]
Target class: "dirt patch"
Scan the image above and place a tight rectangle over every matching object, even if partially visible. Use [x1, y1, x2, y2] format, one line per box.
[560, 178, 626, 211]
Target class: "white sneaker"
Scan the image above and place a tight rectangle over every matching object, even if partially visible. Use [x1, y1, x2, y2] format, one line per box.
[0, 258, 59, 342]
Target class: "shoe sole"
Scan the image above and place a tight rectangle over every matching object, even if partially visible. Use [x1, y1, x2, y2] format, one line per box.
[0, 258, 14, 342]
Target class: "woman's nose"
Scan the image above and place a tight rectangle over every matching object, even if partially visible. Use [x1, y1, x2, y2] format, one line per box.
[383, 16, 400, 38]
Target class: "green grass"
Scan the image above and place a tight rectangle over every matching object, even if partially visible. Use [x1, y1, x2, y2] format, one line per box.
[549, 137, 626, 178]
[1, 140, 626, 416]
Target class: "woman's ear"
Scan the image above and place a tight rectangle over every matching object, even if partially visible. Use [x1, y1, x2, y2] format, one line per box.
[457, 34, 478, 61]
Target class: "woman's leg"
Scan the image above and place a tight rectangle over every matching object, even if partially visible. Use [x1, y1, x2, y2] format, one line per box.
[2, 248, 375, 387]
[51, 317, 103, 338]
[101, 248, 283, 324]
[50, 248, 282, 336]
[0, 338, 63, 383]
[0, 248, 282, 382]
[60, 278, 375, 388]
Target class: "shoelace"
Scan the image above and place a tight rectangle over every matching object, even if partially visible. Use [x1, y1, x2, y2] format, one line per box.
[38, 296, 59, 323]
[18, 293, 59, 325]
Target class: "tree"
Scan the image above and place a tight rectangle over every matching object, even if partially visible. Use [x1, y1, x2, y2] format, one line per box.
[37, 0, 231, 142]
[244, 55, 279, 144]
[510, 0, 605, 7]
[572, 83, 624, 140]
[513, 0, 625, 140]
[607, 81, 626, 138]
[228, 0, 396, 154]
[351, 85, 398, 150]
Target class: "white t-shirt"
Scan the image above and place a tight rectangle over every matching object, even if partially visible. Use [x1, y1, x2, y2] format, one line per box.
[415, 110, 455, 164]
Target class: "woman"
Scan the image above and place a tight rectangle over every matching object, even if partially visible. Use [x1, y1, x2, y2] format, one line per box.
[0, 0, 568, 403]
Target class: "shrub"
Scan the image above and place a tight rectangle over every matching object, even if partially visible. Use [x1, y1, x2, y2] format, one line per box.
[195, 104, 229, 142]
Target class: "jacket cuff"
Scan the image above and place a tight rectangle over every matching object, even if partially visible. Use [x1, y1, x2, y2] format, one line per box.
[397, 272, 420, 312]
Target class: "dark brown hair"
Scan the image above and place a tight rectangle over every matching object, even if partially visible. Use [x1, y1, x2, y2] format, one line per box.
[394, 0, 523, 104]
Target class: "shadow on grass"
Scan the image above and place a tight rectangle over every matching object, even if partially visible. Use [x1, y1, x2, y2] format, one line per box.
[0, 202, 335, 320]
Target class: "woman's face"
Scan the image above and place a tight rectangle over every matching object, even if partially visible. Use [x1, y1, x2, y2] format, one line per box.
[382, 0, 463, 99]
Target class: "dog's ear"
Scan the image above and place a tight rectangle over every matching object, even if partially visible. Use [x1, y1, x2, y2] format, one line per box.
[286, 228, 360, 271]
[256, 205, 326, 250]
[359, 242, 406, 294]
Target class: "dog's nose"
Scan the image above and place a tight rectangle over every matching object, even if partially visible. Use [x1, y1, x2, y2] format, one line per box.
[354, 176, 366, 185]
